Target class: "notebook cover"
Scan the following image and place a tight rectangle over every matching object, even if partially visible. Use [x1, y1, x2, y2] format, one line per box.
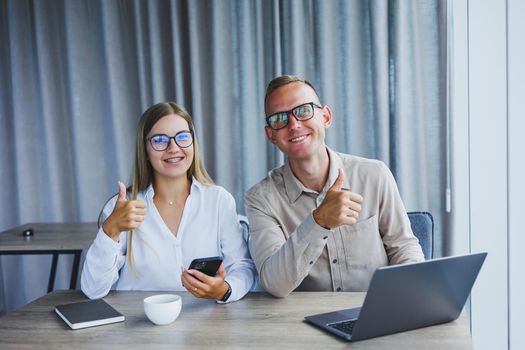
[55, 299, 125, 330]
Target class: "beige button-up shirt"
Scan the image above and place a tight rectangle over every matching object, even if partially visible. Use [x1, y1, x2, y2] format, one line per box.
[245, 147, 424, 297]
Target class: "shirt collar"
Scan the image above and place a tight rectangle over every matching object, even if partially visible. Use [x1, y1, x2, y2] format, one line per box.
[322, 147, 351, 192]
[282, 162, 304, 203]
[145, 183, 155, 199]
[283, 146, 350, 203]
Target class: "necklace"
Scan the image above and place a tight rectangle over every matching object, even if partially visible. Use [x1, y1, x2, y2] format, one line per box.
[154, 196, 174, 206]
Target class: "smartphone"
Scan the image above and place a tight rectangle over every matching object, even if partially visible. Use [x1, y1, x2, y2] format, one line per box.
[188, 256, 223, 277]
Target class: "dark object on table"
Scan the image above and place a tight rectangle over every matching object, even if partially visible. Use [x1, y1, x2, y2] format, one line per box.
[22, 228, 34, 237]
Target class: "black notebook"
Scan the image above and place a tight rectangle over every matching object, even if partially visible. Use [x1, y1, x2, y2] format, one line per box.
[55, 299, 125, 330]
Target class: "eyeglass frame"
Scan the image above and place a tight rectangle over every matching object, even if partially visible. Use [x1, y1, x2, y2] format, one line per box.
[147, 130, 194, 151]
[265, 102, 323, 130]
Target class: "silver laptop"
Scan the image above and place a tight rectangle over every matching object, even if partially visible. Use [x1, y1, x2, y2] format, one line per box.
[305, 252, 487, 341]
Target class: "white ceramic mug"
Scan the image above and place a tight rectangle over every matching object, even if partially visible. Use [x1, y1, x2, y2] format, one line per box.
[143, 294, 182, 325]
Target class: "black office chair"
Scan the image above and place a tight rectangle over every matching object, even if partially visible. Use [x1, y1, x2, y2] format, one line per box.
[407, 211, 434, 260]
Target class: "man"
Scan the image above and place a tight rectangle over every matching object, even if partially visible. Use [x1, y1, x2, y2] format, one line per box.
[245, 75, 424, 298]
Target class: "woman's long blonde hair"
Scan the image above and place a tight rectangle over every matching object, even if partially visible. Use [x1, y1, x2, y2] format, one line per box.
[127, 102, 213, 267]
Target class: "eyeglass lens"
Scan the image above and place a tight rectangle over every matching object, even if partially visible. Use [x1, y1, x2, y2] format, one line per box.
[266, 103, 316, 130]
[149, 131, 193, 151]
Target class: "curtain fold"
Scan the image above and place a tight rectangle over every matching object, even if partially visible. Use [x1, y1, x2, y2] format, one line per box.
[0, 0, 445, 314]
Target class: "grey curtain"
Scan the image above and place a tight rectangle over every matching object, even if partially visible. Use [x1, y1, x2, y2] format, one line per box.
[0, 0, 446, 314]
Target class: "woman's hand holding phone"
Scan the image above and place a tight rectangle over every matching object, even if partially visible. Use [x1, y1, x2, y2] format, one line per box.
[181, 263, 230, 300]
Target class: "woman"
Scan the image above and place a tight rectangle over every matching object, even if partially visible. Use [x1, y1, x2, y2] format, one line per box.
[81, 102, 256, 302]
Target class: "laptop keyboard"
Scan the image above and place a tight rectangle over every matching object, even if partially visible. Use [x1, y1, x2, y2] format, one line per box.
[328, 319, 357, 335]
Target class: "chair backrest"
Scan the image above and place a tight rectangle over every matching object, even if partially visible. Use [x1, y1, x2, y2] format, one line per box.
[407, 211, 434, 260]
[238, 214, 250, 242]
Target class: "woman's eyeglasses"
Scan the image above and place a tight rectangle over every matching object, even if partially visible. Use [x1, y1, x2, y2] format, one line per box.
[148, 130, 193, 151]
[265, 102, 322, 130]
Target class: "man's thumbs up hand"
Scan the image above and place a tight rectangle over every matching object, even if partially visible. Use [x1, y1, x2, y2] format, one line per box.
[313, 169, 363, 229]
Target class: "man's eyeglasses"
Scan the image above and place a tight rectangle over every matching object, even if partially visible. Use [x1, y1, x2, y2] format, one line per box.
[265, 102, 322, 130]
[148, 130, 194, 151]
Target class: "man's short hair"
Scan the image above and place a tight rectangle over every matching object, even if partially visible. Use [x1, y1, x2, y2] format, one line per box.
[264, 75, 321, 113]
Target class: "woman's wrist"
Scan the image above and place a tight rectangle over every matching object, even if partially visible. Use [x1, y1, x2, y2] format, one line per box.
[219, 281, 232, 302]
[102, 220, 120, 241]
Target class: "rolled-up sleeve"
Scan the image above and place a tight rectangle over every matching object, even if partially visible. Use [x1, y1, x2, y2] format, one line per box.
[377, 162, 425, 263]
[80, 197, 127, 299]
[245, 189, 331, 298]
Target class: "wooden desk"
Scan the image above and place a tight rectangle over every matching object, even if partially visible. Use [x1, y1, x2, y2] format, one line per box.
[0, 290, 473, 349]
[0, 223, 97, 292]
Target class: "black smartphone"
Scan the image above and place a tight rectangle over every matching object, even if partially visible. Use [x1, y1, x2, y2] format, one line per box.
[188, 256, 223, 277]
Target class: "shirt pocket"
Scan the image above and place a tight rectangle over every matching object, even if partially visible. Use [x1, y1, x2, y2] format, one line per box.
[339, 214, 388, 268]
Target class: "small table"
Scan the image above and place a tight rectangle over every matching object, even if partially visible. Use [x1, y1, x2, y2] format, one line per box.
[0, 290, 473, 349]
[0, 223, 97, 292]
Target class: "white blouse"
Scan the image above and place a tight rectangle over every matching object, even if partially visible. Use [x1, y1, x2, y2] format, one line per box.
[80, 179, 256, 302]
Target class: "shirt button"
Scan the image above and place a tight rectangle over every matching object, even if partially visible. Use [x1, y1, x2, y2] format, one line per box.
[332, 259, 338, 264]
[309, 261, 314, 265]
[336, 287, 342, 292]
